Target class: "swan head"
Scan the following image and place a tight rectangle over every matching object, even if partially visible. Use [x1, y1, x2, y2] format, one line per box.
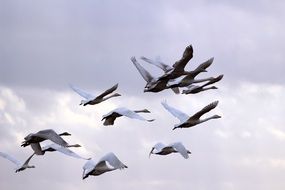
[212, 115, 221, 119]
[210, 86, 218, 89]
[172, 123, 182, 130]
[140, 109, 151, 113]
[112, 93, 121, 97]
[69, 144, 81, 148]
[79, 100, 86, 106]
[59, 132, 71, 136]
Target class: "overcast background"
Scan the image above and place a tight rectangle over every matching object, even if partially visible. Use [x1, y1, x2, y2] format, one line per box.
[0, 0, 284, 190]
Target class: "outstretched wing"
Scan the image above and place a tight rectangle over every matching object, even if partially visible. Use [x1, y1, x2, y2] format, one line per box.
[170, 142, 189, 159]
[35, 129, 68, 147]
[98, 152, 127, 170]
[189, 101, 219, 120]
[70, 84, 95, 100]
[172, 45, 193, 73]
[114, 107, 153, 122]
[131, 56, 155, 83]
[96, 83, 119, 99]
[161, 100, 189, 123]
[140, 56, 172, 72]
[43, 143, 89, 160]
[23, 153, 35, 165]
[0, 151, 21, 167]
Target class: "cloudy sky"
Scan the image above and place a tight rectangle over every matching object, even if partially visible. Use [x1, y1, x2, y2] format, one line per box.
[0, 0, 284, 189]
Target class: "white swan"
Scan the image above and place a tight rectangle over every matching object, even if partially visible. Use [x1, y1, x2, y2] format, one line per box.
[70, 83, 121, 106]
[161, 100, 221, 130]
[182, 85, 218, 94]
[102, 107, 154, 126]
[149, 142, 191, 159]
[182, 74, 223, 94]
[0, 151, 35, 172]
[21, 129, 70, 148]
[131, 57, 179, 93]
[82, 152, 127, 179]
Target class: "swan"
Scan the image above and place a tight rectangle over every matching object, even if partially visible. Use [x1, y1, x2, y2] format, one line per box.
[70, 83, 121, 106]
[21, 129, 71, 148]
[182, 74, 223, 94]
[166, 57, 215, 89]
[82, 152, 127, 179]
[182, 85, 218, 94]
[31, 143, 90, 160]
[161, 100, 221, 130]
[131, 57, 179, 94]
[0, 151, 35, 172]
[101, 107, 154, 126]
[149, 142, 191, 159]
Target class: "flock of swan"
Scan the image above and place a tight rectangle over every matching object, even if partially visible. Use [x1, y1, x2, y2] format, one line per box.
[0, 44, 223, 180]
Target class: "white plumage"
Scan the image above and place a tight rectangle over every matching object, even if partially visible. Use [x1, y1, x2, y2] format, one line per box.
[82, 152, 127, 179]
[149, 142, 191, 159]
[102, 107, 154, 125]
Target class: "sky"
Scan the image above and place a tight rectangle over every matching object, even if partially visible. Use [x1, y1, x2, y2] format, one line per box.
[0, 0, 284, 189]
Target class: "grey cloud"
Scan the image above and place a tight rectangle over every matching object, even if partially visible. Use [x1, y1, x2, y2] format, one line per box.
[1, 0, 284, 91]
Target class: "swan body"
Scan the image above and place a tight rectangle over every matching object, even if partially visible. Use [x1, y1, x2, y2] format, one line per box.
[82, 152, 127, 179]
[0, 152, 35, 172]
[70, 83, 121, 106]
[149, 142, 191, 159]
[102, 107, 154, 125]
[161, 100, 221, 130]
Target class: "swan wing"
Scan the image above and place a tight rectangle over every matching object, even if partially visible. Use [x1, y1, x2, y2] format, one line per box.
[98, 152, 127, 170]
[23, 153, 35, 165]
[115, 107, 150, 121]
[0, 151, 21, 167]
[34, 129, 68, 147]
[131, 56, 155, 83]
[83, 159, 96, 177]
[170, 142, 189, 159]
[140, 56, 172, 72]
[45, 143, 89, 160]
[161, 100, 189, 123]
[30, 143, 44, 155]
[70, 84, 95, 100]
[96, 83, 119, 99]
[189, 101, 219, 120]
[172, 45, 193, 73]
